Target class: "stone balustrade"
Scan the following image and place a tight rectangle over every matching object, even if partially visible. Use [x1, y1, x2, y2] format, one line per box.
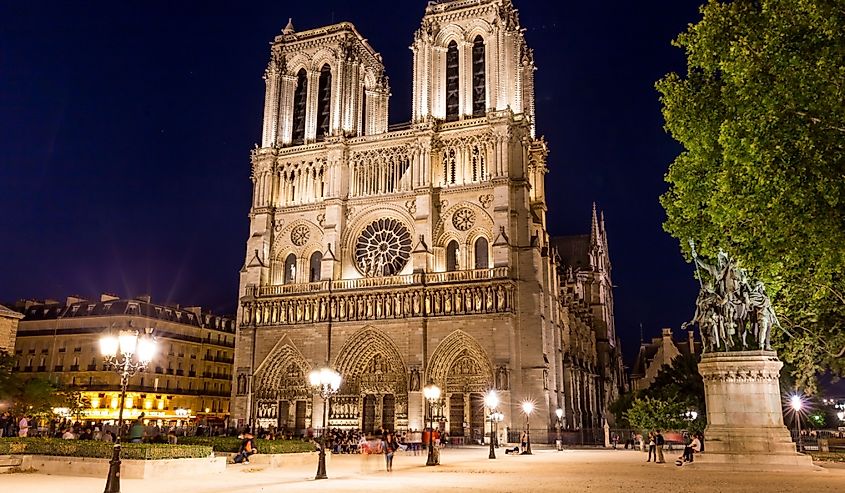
[242, 268, 513, 326]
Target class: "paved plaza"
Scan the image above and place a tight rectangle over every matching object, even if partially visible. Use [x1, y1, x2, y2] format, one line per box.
[3, 447, 844, 493]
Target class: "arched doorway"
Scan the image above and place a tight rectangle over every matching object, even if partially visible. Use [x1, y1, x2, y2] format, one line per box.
[427, 330, 494, 444]
[333, 327, 408, 433]
[253, 343, 312, 435]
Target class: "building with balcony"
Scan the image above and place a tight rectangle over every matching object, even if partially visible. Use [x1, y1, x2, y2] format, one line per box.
[11, 294, 234, 425]
[233, 0, 624, 440]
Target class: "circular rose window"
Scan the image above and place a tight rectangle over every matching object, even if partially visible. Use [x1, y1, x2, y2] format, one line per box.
[355, 218, 412, 277]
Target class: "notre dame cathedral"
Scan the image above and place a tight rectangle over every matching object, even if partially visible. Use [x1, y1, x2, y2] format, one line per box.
[231, 0, 625, 442]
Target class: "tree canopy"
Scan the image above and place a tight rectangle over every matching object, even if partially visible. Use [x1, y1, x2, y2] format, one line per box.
[657, 0, 845, 390]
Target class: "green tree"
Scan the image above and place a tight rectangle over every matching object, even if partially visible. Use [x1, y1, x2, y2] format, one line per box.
[656, 0, 845, 391]
[0, 349, 19, 403]
[624, 397, 688, 433]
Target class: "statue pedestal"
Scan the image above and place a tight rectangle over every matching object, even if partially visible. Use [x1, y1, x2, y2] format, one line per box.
[697, 351, 814, 469]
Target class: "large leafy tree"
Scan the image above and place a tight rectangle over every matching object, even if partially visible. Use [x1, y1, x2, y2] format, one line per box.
[657, 0, 845, 390]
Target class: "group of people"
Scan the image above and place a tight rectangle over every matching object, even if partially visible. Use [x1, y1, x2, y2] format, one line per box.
[645, 430, 667, 463]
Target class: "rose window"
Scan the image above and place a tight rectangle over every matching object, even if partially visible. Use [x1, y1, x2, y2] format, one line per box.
[452, 208, 476, 231]
[355, 218, 412, 277]
[290, 225, 310, 246]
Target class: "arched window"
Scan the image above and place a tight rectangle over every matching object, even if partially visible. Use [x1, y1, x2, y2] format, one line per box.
[474, 237, 489, 269]
[446, 240, 460, 272]
[284, 253, 297, 284]
[445, 41, 459, 121]
[292, 69, 308, 145]
[309, 251, 322, 282]
[472, 36, 486, 117]
[316, 64, 332, 140]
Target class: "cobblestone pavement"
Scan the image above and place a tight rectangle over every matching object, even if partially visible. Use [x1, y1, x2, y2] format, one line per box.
[3, 447, 843, 493]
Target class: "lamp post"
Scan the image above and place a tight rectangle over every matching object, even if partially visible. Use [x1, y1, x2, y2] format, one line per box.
[484, 390, 499, 459]
[309, 367, 341, 480]
[423, 383, 441, 466]
[99, 328, 157, 493]
[790, 395, 803, 453]
[555, 408, 563, 451]
[521, 401, 534, 455]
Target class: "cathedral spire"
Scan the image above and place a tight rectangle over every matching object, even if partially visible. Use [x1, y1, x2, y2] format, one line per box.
[590, 202, 600, 247]
[283, 18, 295, 35]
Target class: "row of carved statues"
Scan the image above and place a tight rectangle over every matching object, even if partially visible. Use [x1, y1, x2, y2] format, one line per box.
[243, 282, 515, 326]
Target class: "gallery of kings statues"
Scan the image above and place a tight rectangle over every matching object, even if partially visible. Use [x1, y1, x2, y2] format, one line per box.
[230, 0, 626, 443]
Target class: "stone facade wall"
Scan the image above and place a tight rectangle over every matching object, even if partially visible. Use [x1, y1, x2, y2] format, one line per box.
[0, 305, 22, 353]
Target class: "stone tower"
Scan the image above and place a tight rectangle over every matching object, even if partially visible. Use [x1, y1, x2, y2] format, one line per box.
[232, 0, 617, 442]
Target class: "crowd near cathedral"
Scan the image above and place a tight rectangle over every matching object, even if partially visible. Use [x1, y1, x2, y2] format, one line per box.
[232, 0, 626, 442]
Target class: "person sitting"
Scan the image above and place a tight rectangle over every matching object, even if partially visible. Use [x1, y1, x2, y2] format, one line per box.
[233, 433, 258, 464]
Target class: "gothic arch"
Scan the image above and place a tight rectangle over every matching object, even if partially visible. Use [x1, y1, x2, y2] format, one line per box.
[427, 330, 494, 393]
[433, 201, 494, 247]
[463, 20, 494, 43]
[310, 48, 338, 73]
[285, 53, 312, 77]
[334, 327, 407, 385]
[253, 340, 312, 400]
[341, 204, 416, 275]
[434, 24, 466, 48]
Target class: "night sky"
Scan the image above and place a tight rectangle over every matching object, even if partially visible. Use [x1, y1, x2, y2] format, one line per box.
[0, 1, 706, 365]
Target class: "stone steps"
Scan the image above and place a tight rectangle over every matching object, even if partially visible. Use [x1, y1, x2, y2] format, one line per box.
[0, 455, 24, 473]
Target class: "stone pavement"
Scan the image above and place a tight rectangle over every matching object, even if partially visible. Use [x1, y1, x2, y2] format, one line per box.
[2, 447, 843, 493]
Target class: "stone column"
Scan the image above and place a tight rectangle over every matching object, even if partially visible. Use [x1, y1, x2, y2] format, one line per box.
[697, 350, 814, 468]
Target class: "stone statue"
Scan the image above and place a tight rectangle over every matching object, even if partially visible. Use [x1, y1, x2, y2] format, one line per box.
[409, 368, 421, 392]
[684, 243, 781, 352]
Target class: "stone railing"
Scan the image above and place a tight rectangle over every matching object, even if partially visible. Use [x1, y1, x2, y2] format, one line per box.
[242, 268, 513, 327]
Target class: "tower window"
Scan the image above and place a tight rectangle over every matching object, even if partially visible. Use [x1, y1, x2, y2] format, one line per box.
[309, 251, 322, 282]
[474, 237, 489, 269]
[472, 36, 486, 117]
[284, 254, 297, 284]
[360, 86, 367, 136]
[445, 41, 459, 121]
[316, 64, 332, 140]
[446, 240, 460, 272]
[292, 69, 307, 145]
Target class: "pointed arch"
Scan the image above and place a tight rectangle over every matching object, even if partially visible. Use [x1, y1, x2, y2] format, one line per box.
[316, 64, 332, 140]
[334, 327, 407, 379]
[253, 341, 312, 400]
[292, 68, 308, 145]
[427, 330, 494, 392]
[471, 35, 486, 117]
[445, 41, 460, 121]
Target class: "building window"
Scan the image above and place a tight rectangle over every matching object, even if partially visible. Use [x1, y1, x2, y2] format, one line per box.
[446, 240, 460, 272]
[360, 85, 367, 136]
[292, 68, 308, 145]
[309, 251, 322, 282]
[284, 253, 297, 284]
[443, 148, 457, 185]
[445, 41, 459, 121]
[316, 64, 332, 140]
[472, 36, 486, 117]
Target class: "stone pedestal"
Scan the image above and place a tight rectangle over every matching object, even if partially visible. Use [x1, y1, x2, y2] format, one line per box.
[697, 351, 814, 469]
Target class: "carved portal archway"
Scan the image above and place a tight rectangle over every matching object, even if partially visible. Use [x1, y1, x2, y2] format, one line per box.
[427, 330, 495, 440]
[253, 343, 312, 431]
[332, 327, 408, 432]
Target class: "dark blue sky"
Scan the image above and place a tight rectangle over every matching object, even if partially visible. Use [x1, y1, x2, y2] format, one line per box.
[0, 1, 705, 364]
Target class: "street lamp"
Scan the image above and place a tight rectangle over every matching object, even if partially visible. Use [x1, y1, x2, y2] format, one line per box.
[555, 408, 563, 451]
[99, 328, 157, 493]
[308, 367, 341, 480]
[837, 410, 844, 422]
[484, 390, 499, 459]
[423, 383, 441, 466]
[521, 400, 534, 455]
[790, 394, 804, 453]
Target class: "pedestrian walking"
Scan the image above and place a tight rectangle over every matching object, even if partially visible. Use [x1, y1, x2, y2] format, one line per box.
[18, 415, 30, 437]
[655, 430, 665, 463]
[383, 432, 399, 472]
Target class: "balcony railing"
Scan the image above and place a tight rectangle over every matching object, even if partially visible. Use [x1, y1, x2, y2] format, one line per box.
[253, 268, 510, 298]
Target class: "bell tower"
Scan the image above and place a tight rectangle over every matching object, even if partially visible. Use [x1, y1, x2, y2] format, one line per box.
[261, 20, 390, 148]
[410, 0, 536, 136]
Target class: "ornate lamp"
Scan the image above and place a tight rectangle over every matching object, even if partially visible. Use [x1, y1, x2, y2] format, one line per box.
[521, 400, 534, 455]
[484, 390, 499, 459]
[100, 328, 157, 493]
[309, 367, 341, 480]
[423, 383, 441, 466]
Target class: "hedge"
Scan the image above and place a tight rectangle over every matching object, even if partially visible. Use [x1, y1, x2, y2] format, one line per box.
[0, 438, 212, 460]
[178, 436, 314, 454]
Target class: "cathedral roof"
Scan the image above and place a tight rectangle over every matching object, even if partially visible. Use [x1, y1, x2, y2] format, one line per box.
[551, 234, 591, 271]
[0, 304, 24, 320]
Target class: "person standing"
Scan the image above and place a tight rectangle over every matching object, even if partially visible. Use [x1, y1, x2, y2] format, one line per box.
[129, 416, 145, 443]
[18, 415, 30, 437]
[383, 432, 399, 472]
[655, 430, 665, 463]
[647, 432, 656, 462]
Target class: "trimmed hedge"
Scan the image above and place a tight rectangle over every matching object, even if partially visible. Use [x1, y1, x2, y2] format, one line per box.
[178, 436, 314, 454]
[0, 438, 212, 460]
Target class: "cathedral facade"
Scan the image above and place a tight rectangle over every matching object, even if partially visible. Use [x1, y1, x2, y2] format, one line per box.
[231, 0, 624, 442]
